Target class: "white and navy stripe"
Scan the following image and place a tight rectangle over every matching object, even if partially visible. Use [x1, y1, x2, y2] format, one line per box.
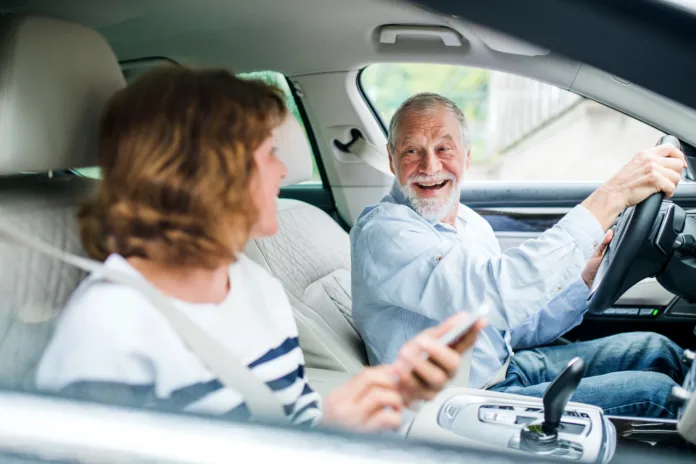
[180, 337, 321, 425]
[36, 254, 324, 427]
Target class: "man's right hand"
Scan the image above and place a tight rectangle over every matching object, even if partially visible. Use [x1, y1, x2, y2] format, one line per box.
[582, 144, 686, 230]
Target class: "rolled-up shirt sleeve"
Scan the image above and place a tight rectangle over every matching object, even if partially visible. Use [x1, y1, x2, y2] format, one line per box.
[352, 204, 605, 331]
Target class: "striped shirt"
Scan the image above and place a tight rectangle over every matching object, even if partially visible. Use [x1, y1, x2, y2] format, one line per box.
[35, 253, 322, 426]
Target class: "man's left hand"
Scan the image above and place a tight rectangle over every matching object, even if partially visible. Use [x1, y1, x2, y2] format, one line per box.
[582, 229, 614, 288]
[392, 313, 486, 403]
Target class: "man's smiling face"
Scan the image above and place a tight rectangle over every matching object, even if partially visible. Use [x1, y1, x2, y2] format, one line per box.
[388, 106, 470, 224]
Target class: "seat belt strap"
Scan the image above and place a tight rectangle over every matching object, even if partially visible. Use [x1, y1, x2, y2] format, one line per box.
[0, 224, 288, 423]
[484, 357, 512, 389]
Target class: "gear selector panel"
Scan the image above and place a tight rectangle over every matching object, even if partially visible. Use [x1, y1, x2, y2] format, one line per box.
[438, 395, 614, 463]
[438, 359, 615, 463]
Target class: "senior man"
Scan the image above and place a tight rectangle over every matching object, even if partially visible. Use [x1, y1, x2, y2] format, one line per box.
[351, 92, 689, 418]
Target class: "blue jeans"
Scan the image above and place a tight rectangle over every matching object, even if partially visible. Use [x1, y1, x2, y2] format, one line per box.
[489, 332, 687, 418]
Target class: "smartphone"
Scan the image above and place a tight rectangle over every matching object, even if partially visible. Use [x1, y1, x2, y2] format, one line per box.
[437, 302, 492, 347]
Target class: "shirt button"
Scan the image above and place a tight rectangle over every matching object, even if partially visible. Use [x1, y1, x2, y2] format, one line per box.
[435, 255, 443, 262]
[592, 243, 598, 249]
[557, 286, 562, 292]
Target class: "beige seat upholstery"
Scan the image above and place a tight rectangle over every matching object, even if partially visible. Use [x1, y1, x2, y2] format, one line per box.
[247, 115, 475, 389]
[0, 15, 125, 389]
[245, 116, 368, 374]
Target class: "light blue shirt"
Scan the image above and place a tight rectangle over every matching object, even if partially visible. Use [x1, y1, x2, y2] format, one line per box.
[351, 183, 606, 388]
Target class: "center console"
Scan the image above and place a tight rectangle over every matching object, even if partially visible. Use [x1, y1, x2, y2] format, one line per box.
[437, 393, 614, 462]
[405, 358, 616, 463]
[307, 347, 696, 463]
[408, 349, 696, 462]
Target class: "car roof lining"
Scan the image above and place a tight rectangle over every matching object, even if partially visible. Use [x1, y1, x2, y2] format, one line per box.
[6, 0, 696, 148]
[4, 0, 575, 78]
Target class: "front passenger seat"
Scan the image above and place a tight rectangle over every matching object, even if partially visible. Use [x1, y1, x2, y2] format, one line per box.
[0, 15, 125, 389]
[245, 117, 474, 387]
[245, 116, 368, 376]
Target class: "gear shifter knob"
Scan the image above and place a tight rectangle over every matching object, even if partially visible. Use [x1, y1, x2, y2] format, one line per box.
[520, 357, 586, 453]
[543, 357, 586, 432]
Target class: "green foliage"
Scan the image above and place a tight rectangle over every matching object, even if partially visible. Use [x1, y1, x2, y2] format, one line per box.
[238, 71, 303, 126]
[360, 63, 491, 163]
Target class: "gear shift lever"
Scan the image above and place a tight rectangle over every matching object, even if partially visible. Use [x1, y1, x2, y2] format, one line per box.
[520, 357, 586, 453]
[543, 357, 586, 432]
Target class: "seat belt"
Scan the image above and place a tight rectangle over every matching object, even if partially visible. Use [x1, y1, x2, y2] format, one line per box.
[484, 357, 511, 389]
[0, 224, 288, 423]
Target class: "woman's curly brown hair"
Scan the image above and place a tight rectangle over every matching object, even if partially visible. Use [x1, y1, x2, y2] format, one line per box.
[79, 66, 287, 269]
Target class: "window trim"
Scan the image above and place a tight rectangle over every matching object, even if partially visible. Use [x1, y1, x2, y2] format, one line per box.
[283, 76, 332, 190]
[356, 67, 388, 135]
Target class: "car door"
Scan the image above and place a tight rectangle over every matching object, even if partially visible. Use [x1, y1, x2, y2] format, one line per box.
[359, 63, 696, 349]
[462, 182, 696, 348]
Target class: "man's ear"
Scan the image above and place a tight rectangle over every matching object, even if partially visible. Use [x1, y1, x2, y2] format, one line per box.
[465, 146, 472, 170]
[387, 144, 396, 175]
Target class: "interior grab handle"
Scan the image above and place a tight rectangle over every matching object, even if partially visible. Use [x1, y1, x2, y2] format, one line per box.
[378, 25, 463, 47]
[333, 128, 392, 176]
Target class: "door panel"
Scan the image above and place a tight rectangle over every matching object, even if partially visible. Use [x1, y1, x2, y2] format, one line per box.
[495, 232, 674, 308]
[463, 182, 696, 347]
[493, 231, 543, 252]
[462, 182, 696, 208]
[487, 230, 674, 307]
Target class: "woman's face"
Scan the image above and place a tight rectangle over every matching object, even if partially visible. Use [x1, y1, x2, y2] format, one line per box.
[249, 133, 287, 238]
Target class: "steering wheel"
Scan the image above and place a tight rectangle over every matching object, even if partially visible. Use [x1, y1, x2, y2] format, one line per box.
[587, 135, 681, 314]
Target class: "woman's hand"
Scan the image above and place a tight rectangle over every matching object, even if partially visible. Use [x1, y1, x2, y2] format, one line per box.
[321, 364, 404, 432]
[393, 312, 486, 403]
[320, 313, 485, 432]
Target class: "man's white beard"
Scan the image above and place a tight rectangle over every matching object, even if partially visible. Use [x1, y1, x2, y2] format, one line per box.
[398, 171, 460, 222]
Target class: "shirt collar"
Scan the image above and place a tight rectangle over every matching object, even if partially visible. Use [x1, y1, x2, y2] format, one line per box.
[388, 181, 408, 205]
[386, 181, 467, 229]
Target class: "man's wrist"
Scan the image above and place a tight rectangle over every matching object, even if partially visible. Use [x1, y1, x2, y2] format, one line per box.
[581, 273, 592, 289]
[581, 186, 626, 231]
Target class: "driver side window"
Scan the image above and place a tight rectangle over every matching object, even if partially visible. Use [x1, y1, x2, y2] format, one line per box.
[360, 63, 666, 183]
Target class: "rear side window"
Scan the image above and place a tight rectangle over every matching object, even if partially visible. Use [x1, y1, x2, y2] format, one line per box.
[360, 63, 665, 183]
[238, 71, 321, 183]
[75, 70, 322, 184]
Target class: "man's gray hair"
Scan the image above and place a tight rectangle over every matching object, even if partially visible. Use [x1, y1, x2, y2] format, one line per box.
[387, 92, 470, 153]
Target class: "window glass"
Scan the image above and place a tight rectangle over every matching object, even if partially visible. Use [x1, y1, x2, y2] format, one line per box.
[360, 63, 665, 182]
[75, 71, 322, 184]
[238, 71, 321, 183]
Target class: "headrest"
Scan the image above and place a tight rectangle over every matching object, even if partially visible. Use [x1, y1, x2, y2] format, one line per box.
[0, 15, 125, 174]
[274, 114, 314, 186]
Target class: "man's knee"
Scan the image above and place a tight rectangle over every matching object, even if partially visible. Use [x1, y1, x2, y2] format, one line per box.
[610, 331, 680, 353]
[608, 371, 678, 418]
[636, 371, 676, 394]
